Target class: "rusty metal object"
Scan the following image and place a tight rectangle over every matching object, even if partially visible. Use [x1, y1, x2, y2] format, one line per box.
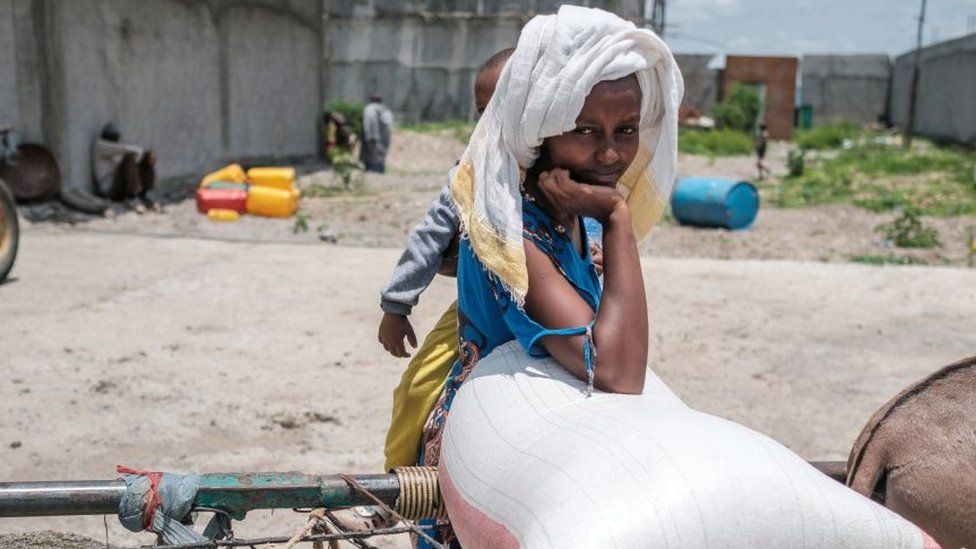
[392, 466, 446, 520]
[0, 143, 61, 201]
[0, 460, 859, 521]
[341, 472, 446, 549]
[193, 472, 401, 520]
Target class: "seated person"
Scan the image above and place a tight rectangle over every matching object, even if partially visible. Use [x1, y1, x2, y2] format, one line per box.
[91, 123, 159, 213]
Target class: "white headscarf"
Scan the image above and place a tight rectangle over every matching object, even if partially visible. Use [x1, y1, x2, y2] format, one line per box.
[451, 5, 684, 305]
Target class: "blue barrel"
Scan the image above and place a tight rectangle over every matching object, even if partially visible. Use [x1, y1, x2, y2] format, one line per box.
[670, 177, 759, 230]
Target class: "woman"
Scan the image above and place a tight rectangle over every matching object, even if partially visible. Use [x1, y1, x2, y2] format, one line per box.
[420, 3, 678, 467]
[417, 6, 940, 549]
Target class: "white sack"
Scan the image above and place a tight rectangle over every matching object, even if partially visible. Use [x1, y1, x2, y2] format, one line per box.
[440, 341, 931, 549]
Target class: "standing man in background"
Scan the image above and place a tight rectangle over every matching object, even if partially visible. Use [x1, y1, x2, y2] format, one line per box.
[361, 94, 394, 173]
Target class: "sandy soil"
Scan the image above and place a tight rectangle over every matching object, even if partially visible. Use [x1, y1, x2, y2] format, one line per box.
[0, 531, 120, 549]
[3, 130, 976, 547]
[1, 226, 975, 547]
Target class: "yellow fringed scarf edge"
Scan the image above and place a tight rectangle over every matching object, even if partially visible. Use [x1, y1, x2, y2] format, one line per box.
[618, 144, 668, 239]
[451, 160, 530, 306]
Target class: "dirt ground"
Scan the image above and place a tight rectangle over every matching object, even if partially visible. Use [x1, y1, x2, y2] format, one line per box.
[2, 131, 976, 547]
[21, 131, 975, 267]
[2, 228, 975, 547]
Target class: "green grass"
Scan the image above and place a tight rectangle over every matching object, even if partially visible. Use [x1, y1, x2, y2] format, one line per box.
[302, 183, 347, 198]
[292, 210, 309, 234]
[849, 254, 929, 266]
[401, 119, 476, 144]
[772, 142, 976, 216]
[678, 128, 753, 157]
[301, 182, 371, 199]
[794, 122, 862, 151]
[402, 119, 756, 156]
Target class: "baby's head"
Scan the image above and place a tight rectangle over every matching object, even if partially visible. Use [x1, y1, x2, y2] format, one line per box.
[541, 74, 642, 188]
[475, 48, 515, 116]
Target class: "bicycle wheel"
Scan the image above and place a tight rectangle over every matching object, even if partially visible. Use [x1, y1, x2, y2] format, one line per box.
[0, 177, 19, 281]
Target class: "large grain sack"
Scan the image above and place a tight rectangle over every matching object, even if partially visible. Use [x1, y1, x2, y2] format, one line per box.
[440, 341, 938, 548]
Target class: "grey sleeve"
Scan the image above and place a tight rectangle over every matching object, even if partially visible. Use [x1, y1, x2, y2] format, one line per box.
[380, 184, 460, 315]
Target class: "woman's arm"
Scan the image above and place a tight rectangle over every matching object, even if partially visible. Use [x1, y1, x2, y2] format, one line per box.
[523, 169, 648, 394]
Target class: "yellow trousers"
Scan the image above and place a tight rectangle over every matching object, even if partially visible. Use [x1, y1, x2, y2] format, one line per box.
[383, 301, 459, 471]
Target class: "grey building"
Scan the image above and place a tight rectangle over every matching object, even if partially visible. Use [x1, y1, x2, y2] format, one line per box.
[890, 33, 976, 145]
[800, 55, 891, 126]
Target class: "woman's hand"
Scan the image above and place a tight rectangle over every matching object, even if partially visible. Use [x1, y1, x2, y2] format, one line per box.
[537, 168, 623, 223]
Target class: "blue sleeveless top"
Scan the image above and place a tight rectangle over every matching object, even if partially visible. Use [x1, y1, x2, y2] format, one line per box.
[420, 200, 602, 467]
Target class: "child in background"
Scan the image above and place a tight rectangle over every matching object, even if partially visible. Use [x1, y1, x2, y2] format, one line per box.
[755, 122, 770, 180]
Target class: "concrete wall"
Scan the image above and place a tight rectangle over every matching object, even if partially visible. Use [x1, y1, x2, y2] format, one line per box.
[12, 0, 322, 191]
[801, 55, 890, 126]
[0, 0, 19, 136]
[9, 0, 646, 189]
[324, 0, 645, 123]
[223, 5, 321, 158]
[890, 33, 976, 145]
[0, 0, 46, 143]
[674, 53, 718, 114]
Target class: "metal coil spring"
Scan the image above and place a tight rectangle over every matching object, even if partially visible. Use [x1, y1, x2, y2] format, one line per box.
[392, 466, 445, 520]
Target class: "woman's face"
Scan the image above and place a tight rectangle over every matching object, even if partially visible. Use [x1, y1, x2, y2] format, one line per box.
[543, 75, 641, 188]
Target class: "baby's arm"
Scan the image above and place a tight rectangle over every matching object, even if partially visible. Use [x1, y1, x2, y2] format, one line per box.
[378, 183, 460, 357]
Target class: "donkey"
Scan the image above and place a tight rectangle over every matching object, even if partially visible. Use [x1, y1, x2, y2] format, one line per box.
[846, 356, 976, 549]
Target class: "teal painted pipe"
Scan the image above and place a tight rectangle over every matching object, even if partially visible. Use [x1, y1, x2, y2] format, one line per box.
[194, 472, 398, 519]
[0, 473, 400, 520]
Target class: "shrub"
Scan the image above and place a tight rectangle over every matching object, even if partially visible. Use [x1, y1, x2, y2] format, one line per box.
[875, 207, 941, 249]
[327, 148, 364, 189]
[713, 84, 761, 133]
[787, 148, 805, 176]
[325, 101, 365, 138]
